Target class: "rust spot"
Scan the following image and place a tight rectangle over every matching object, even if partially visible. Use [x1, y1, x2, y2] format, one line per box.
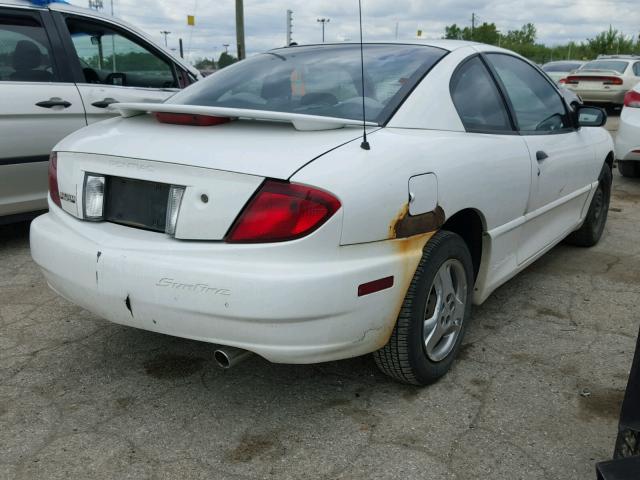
[389, 203, 445, 239]
[373, 231, 437, 350]
[372, 202, 447, 350]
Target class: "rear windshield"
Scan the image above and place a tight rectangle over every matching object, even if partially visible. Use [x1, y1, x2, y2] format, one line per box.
[581, 60, 628, 73]
[542, 62, 583, 72]
[169, 44, 447, 124]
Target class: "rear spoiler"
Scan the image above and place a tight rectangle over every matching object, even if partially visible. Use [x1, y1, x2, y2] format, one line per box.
[111, 103, 379, 132]
[576, 69, 623, 75]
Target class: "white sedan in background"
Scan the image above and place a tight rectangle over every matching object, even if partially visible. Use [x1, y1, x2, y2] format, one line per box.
[561, 56, 640, 108]
[541, 60, 585, 84]
[31, 41, 613, 385]
[616, 84, 640, 177]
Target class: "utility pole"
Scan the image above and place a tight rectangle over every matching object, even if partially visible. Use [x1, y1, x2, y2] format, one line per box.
[286, 9, 293, 46]
[160, 31, 171, 47]
[471, 13, 476, 40]
[317, 17, 330, 43]
[235, 0, 246, 60]
[223, 44, 230, 54]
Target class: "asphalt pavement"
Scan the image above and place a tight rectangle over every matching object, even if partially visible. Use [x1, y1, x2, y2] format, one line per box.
[1, 117, 638, 479]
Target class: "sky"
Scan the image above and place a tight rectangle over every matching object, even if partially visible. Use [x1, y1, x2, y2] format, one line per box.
[67, 0, 640, 63]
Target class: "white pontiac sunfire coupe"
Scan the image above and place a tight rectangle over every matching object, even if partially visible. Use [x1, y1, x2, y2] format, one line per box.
[31, 41, 614, 385]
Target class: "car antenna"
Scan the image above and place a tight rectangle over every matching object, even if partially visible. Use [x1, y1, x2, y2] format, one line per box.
[358, 0, 370, 150]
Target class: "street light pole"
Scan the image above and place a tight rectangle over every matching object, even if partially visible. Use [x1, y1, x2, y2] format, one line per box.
[160, 31, 171, 47]
[317, 17, 330, 43]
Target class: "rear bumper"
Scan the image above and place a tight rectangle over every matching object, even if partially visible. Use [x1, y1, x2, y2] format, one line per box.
[616, 108, 640, 161]
[30, 205, 427, 364]
[567, 87, 626, 105]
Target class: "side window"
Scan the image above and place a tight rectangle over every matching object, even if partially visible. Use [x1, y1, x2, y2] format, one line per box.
[450, 56, 512, 133]
[486, 54, 571, 133]
[65, 18, 176, 89]
[0, 12, 57, 82]
[634, 62, 640, 77]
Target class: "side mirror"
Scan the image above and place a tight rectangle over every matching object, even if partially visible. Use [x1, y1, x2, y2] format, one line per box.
[576, 105, 607, 127]
[105, 72, 126, 86]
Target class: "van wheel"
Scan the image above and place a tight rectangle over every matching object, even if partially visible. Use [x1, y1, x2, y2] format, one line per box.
[618, 161, 640, 178]
[373, 230, 473, 386]
[565, 163, 612, 247]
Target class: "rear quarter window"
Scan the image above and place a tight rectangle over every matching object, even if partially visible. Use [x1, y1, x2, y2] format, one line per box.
[450, 56, 512, 133]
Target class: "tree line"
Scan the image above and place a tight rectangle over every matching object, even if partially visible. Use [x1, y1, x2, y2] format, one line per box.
[193, 51, 237, 71]
[444, 22, 640, 64]
[191, 23, 640, 72]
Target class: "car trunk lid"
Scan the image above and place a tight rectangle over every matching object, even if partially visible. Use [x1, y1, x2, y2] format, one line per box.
[55, 113, 374, 180]
[53, 110, 375, 240]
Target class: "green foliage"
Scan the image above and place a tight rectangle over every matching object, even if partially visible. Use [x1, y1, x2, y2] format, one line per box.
[444, 24, 463, 40]
[444, 22, 500, 45]
[194, 57, 216, 70]
[443, 22, 640, 64]
[217, 52, 237, 69]
[585, 26, 636, 55]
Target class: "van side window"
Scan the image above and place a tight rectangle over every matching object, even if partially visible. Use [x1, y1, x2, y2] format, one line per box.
[65, 18, 176, 89]
[0, 13, 57, 82]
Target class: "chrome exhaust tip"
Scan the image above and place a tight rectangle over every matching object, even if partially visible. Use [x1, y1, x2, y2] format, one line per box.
[213, 346, 252, 369]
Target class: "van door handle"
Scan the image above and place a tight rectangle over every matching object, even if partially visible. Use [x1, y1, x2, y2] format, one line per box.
[36, 98, 71, 108]
[536, 151, 549, 162]
[91, 98, 119, 108]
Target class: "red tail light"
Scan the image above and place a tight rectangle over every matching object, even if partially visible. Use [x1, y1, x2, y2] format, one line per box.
[603, 77, 624, 85]
[226, 180, 341, 243]
[558, 78, 567, 84]
[565, 75, 623, 85]
[624, 90, 640, 108]
[154, 112, 231, 126]
[48, 152, 61, 208]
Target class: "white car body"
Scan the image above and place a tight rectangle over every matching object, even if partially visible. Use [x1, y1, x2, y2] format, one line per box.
[541, 60, 585, 84]
[615, 83, 640, 162]
[30, 41, 614, 366]
[0, 0, 201, 221]
[562, 56, 640, 106]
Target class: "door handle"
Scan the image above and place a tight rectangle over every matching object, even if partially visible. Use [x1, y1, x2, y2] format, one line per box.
[91, 98, 119, 108]
[35, 98, 71, 109]
[536, 151, 549, 162]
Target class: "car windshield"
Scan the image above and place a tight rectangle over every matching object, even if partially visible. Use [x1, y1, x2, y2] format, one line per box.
[581, 60, 628, 73]
[542, 62, 583, 72]
[169, 44, 447, 124]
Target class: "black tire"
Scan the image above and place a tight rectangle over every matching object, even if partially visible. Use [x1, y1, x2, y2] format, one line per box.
[565, 163, 612, 247]
[618, 160, 640, 178]
[373, 230, 474, 386]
